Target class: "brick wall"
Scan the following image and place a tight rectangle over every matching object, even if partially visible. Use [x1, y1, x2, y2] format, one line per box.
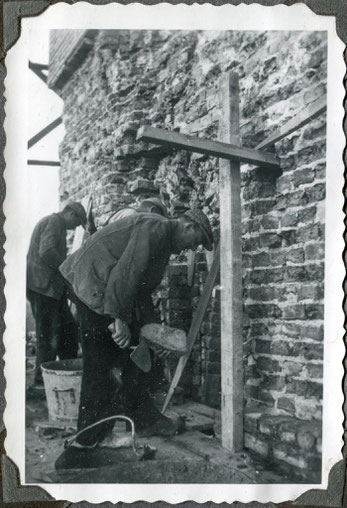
[49, 29, 326, 478]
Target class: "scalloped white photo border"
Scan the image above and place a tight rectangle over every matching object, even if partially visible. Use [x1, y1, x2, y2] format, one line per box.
[4, 2, 345, 503]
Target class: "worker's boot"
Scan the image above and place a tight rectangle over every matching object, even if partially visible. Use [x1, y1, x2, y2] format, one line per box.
[136, 413, 184, 437]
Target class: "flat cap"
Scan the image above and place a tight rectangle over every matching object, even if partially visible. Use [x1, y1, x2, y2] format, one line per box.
[65, 201, 87, 226]
[184, 209, 214, 251]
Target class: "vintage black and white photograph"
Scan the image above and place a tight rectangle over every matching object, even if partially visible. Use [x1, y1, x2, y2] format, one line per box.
[3, 2, 345, 504]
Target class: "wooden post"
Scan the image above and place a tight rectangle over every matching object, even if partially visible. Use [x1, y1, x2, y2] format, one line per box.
[219, 72, 243, 451]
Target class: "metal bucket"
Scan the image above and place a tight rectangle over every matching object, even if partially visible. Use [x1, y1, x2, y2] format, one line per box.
[41, 359, 83, 425]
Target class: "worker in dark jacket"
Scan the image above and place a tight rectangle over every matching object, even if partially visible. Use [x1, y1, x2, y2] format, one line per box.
[27, 202, 87, 385]
[58, 209, 213, 454]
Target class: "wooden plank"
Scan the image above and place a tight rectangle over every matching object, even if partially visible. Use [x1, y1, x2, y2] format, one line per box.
[29, 61, 48, 83]
[183, 401, 220, 419]
[165, 406, 214, 432]
[219, 72, 243, 452]
[187, 249, 196, 287]
[28, 116, 63, 149]
[27, 160, 60, 167]
[162, 243, 221, 413]
[256, 95, 326, 150]
[137, 125, 280, 171]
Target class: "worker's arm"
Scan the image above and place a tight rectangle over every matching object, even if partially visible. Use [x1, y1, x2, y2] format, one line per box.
[38, 217, 65, 268]
[103, 220, 168, 323]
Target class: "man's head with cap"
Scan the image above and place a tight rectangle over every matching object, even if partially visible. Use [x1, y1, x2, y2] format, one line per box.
[138, 197, 168, 217]
[173, 208, 214, 253]
[61, 201, 87, 230]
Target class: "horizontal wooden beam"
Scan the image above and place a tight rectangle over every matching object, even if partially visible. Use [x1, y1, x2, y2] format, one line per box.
[256, 95, 326, 150]
[28, 117, 63, 149]
[27, 160, 60, 167]
[28, 61, 48, 84]
[137, 126, 280, 172]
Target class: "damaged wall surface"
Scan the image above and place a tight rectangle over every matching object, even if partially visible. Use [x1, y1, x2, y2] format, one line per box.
[48, 29, 326, 480]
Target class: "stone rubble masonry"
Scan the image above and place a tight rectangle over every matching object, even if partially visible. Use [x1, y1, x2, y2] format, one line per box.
[244, 412, 322, 482]
[49, 29, 326, 477]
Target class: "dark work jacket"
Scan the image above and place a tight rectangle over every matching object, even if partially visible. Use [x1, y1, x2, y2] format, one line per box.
[59, 213, 176, 324]
[27, 213, 67, 300]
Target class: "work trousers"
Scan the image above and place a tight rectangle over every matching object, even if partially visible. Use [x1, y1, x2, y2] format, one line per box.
[74, 297, 161, 446]
[27, 289, 79, 384]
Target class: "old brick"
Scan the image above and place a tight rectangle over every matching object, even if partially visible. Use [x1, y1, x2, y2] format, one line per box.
[257, 356, 281, 373]
[283, 361, 304, 376]
[296, 224, 321, 243]
[246, 304, 281, 319]
[277, 397, 295, 413]
[281, 323, 301, 338]
[281, 211, 299, 227]
[261, 215, 280, 230]
[263, 374, 285, 391]
[255, 340, 271, 354]
[306, 381, 323, 399]
[304, 304, 324, 319]
[169, 264, 187, 276]
[250, 322, 270, 336]
[286, 248, 305, 264]
[271, 341, 292, 356]
[248, 287, 275, 301]
[305, 183, 326, 203]
[282, 305, 305, 320]
[280, 229, 298, 247]
[244, 413, 260, 433]
[250, 268, 284, 284]
[286, 379, 307, 396]
[305, 243, 324, 261]
[260, 233, 282, 249]
[273, 445, 307, 469]
[292, 167, 315, 186]
[252, 251, 271, 267]
[297, 284, 324, 301]
[307, 363, 323, 379]
[245, 433, 269, 457]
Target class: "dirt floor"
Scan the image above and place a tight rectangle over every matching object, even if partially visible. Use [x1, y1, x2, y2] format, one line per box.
[25, 356, 289, 484]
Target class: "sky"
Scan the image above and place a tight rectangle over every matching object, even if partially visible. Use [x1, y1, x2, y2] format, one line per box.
[27, 28, 63, 242]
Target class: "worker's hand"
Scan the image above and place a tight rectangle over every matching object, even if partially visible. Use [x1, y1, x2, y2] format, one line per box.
[152, 344, 171, 360]
[109, 319, 131, 349]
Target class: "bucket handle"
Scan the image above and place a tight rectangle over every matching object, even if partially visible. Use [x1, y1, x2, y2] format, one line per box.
[52, 388, 76, 404]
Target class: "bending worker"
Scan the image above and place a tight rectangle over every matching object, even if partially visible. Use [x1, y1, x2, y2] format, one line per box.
[27, 201, 87, 385]
[58, 209, 213, 462]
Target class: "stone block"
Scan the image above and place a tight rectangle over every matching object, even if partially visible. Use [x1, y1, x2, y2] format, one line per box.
[257, 356, 281, 373]
[307, 363, 323, 379]
[273, 445, 307, 470]
[296, 224, 321, 243]
[277, 396, 295, 413]
[255, 340, 271, 354]
[282, 305, 305, 320]
[128, 178, 158, 194]
[244, 433, 269, 457]
[297, 430, 316, 451]
[297, 284, 324, 301]
[286, 248, 305, 265]
[246, 304, 281, 319]
[304, 303, 324, 320]
[292, 167, 315, 186]
[271, 341, 292, 356]
[248, 287, 276, 301]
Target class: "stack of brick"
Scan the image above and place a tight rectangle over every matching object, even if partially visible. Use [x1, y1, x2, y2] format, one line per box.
[49, 29, 326, 479]
[245, 412, 322, 482]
